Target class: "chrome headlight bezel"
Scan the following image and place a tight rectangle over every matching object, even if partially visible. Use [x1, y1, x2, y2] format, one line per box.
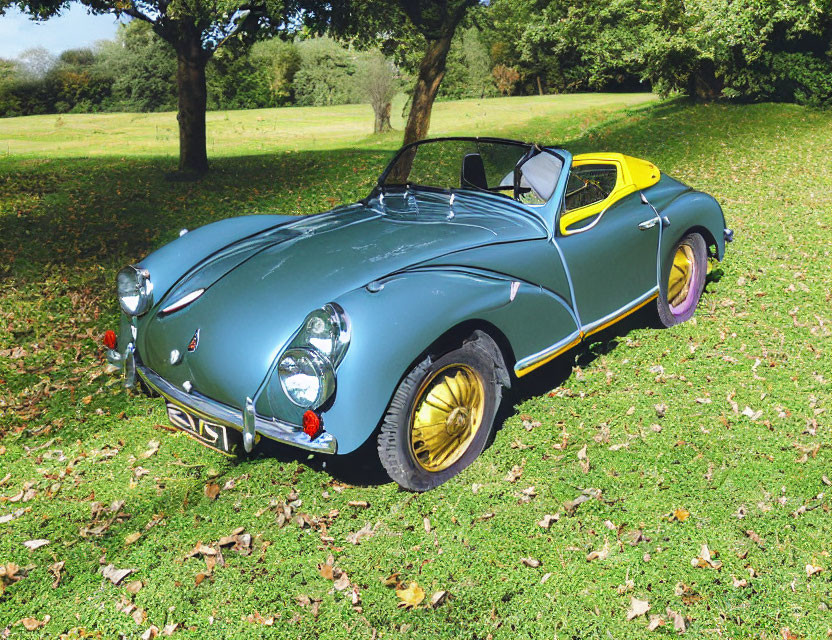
[273, 303, 350, 410]
[277, 347, 336, 409]
[117, 265, 153, 317]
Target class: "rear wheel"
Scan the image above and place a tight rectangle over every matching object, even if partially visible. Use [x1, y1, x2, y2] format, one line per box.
[378, 337, 503, 491]
[657, 231, 707, 327]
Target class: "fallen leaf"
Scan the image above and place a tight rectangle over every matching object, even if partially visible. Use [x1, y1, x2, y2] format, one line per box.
[742, 406, 763, 421]
[806, 563, 823, 577]
[654, 403, 667, 418]
[666, 607, 687, 632]
[577, 444, 590, 473]
[429, 590, 448, 608]
[538, 513, 560, 529]
[504, 465, 523, 483]
[204, 482, 220, 500]
[691, 544, 722, 570]
[672, 508, 690, 522]
[563, 493, 591, 514]
[140, 440, 160, 459]
[346, 522, 377, 545]
[347, 500, 369, 508]
[48, 561, 64, 588]
[124, 532, 141, 545]
[647, 615, 665, 631]
[131, 608, 146, 625]
[586, 541, 610, 562]
[396, 582, 425, 609]
[732, 575, 748, 588]
[140, 625, 159, 640]
[626, 596, 650, 621]
[745, 529, 765, 548]
[101, 564, 134, 585]
[520, 557, 541, 568]
[23, 539, 49, 551]
[126, 580, 143, 594]
[244, 611, 274, 625]
[17, 616, 50, 631]
[162, 623, 178, 636]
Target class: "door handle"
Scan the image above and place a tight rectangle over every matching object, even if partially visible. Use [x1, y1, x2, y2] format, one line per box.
[638, 218, 658, 230]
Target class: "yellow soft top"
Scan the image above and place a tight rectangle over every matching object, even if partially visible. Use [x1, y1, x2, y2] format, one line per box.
[560, 153, 661, 234]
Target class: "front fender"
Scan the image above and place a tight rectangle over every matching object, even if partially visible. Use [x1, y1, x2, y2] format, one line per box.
[137, 214, 295, 302]
[324, 269, 578, 453]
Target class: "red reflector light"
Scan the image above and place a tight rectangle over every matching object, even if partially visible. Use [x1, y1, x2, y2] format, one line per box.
[103, 330, 117, 350]
[302, 410, 322, 439]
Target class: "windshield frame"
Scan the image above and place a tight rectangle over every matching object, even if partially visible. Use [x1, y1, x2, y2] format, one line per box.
[374, 136, 569, 238]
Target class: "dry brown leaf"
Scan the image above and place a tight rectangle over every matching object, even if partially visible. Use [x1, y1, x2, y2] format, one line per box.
[423, 517, 431, 533]
[124, 532, 141, 545]
[504, 465, 523, 483]
[140, 440, 160, 459]
[162, 623, 178, 636]
[333, 572, 351, 591]
[666, 607, 687, 633]
[654, 403, 667, 418]
[647, 615, 665, 631]
[626, 596, 650, 621]
[140, 625, 159, 640]
[520, 557, 541, 568]
[577, 444, 590, 473]
[131, 607, 146, 625]
[347, 500, 369, 508]
[126, 580, 143, 594]
[429, 590, 448, 608]
[17, 616, 50, 631]
[346, 522, 377, 545]
[745, 529, 765, 547]
[204, 482, 220, 500]
[806, 563, 823, 577]
[538, 513, 560, 529]
[102, 564, 134, 585]
[48, 561, 64, 588]
[563, 493, 591, 515]
[23, 539, 49, 551]
[691, 544, 722, 570]
[396, 582, 425, 609]
[194, 571, 210, 586]
[586, 541, 610, 562]
[244, 611, 274, 625]
[732, 575, 748, 588]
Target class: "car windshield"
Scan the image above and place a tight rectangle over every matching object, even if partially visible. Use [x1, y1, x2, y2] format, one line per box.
[379, 138, 563, 206]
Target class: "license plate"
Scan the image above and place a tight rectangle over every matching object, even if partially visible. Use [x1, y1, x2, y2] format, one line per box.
[166, 402, 242, 456]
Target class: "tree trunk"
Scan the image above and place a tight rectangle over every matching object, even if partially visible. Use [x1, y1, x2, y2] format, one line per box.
[537, 75, 544, 96]
[374, 101, 392, 133]
[402, 34, 453, 147]
[176, 39, 209, 174]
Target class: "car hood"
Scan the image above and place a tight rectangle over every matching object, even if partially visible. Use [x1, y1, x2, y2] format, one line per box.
[137, 190, 545, 410]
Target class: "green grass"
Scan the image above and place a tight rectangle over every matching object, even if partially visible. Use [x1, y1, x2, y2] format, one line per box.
[1, 93, 831, 639]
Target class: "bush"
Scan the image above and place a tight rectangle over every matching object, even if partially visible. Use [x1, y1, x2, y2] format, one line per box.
[293, 37, 360, 107]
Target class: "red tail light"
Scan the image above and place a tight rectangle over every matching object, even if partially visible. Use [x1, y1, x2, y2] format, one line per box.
[103, 330, 117, 350]
[302, 410, 322, 439]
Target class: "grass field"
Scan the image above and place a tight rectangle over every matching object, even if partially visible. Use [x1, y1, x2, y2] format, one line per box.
[1, 93, 831, 639]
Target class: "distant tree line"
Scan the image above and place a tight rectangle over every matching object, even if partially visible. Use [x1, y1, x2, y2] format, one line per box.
[0, 21, 503, 118]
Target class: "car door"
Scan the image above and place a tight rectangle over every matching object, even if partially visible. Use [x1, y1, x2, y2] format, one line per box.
[554, 159, 660, 334]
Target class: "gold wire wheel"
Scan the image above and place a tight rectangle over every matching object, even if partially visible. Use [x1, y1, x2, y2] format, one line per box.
[668, 243, 695, 307]
[409, 364, 485, 472]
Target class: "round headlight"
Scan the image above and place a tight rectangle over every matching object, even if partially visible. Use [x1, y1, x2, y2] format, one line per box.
[278, 348, 335, 409]
[117, 265, 153, 316]
[297, 304, 350, 366]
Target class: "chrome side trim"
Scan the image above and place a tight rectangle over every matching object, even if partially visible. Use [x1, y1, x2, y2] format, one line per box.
[123, 343, 136, 389]
[243, 397, 256, 453]
[581, 286, 658, 336]
[514, 330, 581, 375]
[161, 288, 205, 314]
[137, 365, 337, 454]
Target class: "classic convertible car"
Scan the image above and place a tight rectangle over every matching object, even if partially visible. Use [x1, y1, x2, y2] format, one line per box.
[105, 137, 731, 490]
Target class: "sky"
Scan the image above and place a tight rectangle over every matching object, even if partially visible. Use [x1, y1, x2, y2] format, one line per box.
[0, 4, 123, 59]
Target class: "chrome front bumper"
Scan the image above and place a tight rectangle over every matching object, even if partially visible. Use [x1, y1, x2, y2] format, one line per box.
[136, 364, 338, 455]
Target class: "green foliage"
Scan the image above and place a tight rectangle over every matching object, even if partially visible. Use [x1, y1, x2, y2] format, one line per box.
[207, 50, 275, 110]
[439, 27, 497, 100]
[293, 37, 360, 107]
[251, 39, 302, 105]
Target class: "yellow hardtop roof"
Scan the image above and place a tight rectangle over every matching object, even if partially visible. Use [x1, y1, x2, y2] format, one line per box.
[572, 152, 660, 191]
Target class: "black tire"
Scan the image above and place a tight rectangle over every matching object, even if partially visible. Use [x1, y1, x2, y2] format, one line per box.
[378, 336, 504, 491]
[657, 231, 707, 328]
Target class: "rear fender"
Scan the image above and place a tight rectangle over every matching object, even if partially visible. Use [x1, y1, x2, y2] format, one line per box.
[325, 268, 578, 453]
[660, 192, 727, 266]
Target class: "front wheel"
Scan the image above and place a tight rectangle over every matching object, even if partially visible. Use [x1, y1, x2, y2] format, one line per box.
[378, 337, 503, 491]
[657, 231, 707, 327]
